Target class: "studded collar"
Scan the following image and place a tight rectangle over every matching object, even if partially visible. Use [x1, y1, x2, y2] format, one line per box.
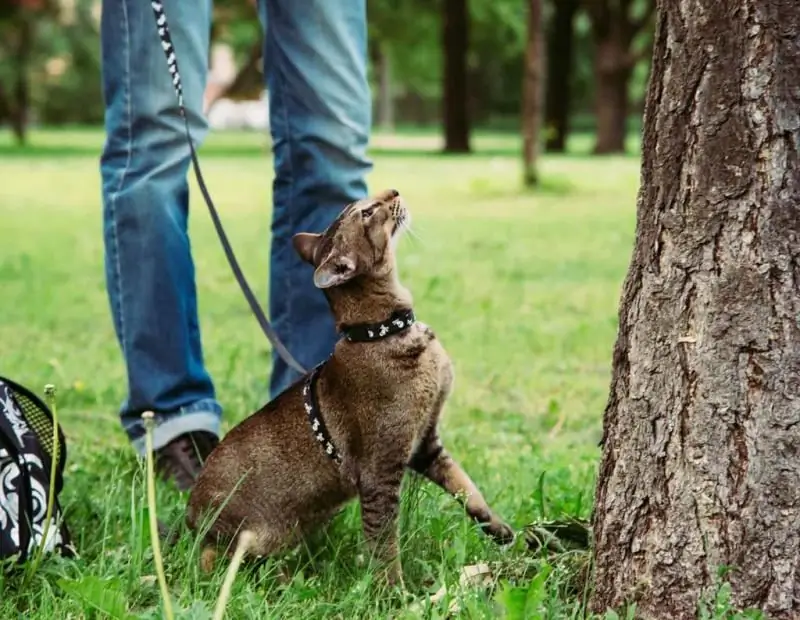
[304, 308, 417, 465]
[340, 308, 416, 342]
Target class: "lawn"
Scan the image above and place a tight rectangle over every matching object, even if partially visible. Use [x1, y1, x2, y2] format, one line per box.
[0, 127, 640, 618]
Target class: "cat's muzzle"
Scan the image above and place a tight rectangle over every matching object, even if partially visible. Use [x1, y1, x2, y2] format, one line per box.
[389, 198, 409, 236]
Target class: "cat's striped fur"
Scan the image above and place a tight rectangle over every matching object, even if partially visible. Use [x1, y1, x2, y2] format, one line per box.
[185, 189, 514, 587]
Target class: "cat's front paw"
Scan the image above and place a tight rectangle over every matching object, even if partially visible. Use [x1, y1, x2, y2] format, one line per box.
[483, 518, 515, 546]
[378, 560, 406, 591]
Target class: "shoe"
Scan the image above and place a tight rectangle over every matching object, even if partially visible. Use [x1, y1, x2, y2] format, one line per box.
[154, 431, 218, 492]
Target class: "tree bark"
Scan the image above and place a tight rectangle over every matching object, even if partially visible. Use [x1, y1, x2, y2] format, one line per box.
[522, 0, 544, 186]
[442, 0, 470, 153]
[544, 0, 578, 153]
[591, 2, 800, 618]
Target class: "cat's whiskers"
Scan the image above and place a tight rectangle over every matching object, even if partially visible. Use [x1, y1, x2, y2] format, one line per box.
[399, 217, 423, 245]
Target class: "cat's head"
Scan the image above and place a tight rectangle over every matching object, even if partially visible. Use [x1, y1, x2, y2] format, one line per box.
[292, 189, 409, 289]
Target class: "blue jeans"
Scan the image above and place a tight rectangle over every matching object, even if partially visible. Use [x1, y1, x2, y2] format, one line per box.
[99, 0, 371, 456]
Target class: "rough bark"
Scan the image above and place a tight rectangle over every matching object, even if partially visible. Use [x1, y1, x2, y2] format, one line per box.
[442, 0, 470, 153]
[590, 1, 800, 618]
[584, 0, 654, 154]
[544, 0, 578, 153]
[522, 0, 544, 186]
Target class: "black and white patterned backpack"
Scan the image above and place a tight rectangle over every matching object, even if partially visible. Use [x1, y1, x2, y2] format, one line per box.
[0, 376, 73, 563]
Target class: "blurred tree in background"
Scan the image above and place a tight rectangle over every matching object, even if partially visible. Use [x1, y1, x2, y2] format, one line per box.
[522, 0, 544, 185]
[544, 0, 578, 153]
[0, 0, 657, 159]
[583, 0, 655, 153]
[0, 0, 56, 144]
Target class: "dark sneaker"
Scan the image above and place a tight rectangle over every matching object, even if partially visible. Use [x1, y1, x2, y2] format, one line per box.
[155, 431, 218, 492]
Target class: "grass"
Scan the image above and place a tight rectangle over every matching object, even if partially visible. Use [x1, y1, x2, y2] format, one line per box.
[0, 127, 641, 618]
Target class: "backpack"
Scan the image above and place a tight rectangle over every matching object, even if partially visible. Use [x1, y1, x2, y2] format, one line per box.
[0, 376, 74, 563]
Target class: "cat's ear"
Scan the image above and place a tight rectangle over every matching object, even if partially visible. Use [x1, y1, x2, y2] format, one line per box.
[313, 254, 357, 289]
[292, 233, 321, 265]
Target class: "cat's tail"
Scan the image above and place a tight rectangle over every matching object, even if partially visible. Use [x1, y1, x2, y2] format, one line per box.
[211, 530, 257, 620]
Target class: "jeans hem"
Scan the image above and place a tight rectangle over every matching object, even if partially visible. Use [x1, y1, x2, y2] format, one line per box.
[129, 408, 221, 457]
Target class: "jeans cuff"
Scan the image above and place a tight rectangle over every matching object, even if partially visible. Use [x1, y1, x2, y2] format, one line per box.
[127, 401, 222, 457]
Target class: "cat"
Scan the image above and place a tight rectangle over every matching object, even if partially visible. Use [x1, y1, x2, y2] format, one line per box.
[186, 188, 514, 587]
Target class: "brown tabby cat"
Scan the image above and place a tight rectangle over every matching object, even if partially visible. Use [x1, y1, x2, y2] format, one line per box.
[186, 188, 514, 587]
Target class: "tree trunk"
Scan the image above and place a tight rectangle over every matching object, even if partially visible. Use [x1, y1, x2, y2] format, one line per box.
[1, 12, 33, 146]
[375, 44, 394, 131]
[12, 14, 32, 146]
[442, 0, 470, 153]
[592, 37, 629, 154]
[544, 0, 577, 153]
[521, 0, 544, 186]
[591, 2, 800, 618]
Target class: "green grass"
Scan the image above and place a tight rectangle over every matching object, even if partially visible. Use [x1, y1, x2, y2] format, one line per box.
[0, 127, 641, 618]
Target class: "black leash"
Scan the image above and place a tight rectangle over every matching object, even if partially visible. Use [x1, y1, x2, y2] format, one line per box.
[148, 0, 306, 375]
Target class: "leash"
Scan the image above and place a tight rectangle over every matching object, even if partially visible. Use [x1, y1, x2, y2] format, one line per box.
[148, 1, 306, 375]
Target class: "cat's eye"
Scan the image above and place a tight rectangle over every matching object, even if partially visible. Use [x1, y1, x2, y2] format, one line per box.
[361, 204, 378, 218]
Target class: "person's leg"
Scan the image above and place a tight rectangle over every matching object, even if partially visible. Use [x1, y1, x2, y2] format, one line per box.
[259, 0, 373, 398]
[99, 0, 221, 464]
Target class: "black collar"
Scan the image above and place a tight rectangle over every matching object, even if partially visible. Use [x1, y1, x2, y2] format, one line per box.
[340, 308, 416, 342]
[305, 309, 417, 466]
[303, 365, 342, 466]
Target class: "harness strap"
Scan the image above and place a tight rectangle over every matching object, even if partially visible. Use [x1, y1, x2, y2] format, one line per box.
[301, 311, 417, 465]
[148, 1, 306, 376]
[303, 365, 342, 466]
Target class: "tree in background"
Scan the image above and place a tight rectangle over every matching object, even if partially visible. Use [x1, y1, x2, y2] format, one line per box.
[0, 0, 106, 138]
[544, 0, 579, 152]
[204, 0, 263, 111]
[370, 42, 395, 131]
[583, 0, 654, 154]
[442, 0, 470, 152]
[521, 0, 544, 186]
[0, 0, 661, 156]
[591, 0, 800, 616]
[0, 0, 53, 145]
[368, 0, 442, 129]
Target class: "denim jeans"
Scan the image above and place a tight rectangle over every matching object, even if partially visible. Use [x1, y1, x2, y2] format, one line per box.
[99, 0, 371, 456]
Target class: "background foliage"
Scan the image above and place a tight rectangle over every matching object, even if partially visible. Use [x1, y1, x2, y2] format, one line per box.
[0, 0, 655, 145]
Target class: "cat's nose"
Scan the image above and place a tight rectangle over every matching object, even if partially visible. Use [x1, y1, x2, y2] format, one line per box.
[386, 189, 399, 198]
